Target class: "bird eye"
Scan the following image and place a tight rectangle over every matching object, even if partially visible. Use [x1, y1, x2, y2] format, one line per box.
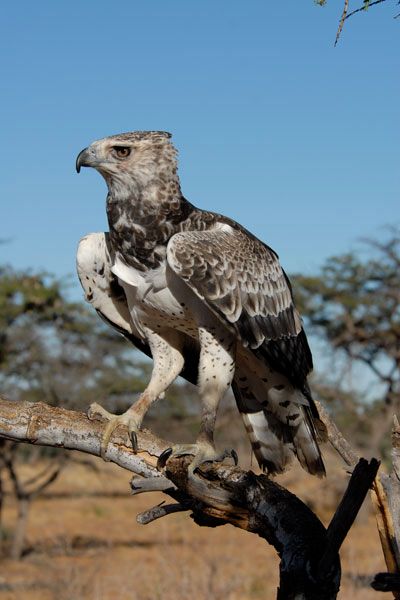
[113, 146, 131, 158]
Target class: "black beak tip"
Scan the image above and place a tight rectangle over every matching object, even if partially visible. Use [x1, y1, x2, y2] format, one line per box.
[75, 148, 88, 174]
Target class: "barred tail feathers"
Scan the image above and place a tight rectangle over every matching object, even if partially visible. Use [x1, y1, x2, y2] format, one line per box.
[233, 377, 325, 477]
[241, 409, 292, 475]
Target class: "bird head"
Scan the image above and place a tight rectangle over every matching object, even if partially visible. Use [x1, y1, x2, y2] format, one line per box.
[76, 131, 178, 193]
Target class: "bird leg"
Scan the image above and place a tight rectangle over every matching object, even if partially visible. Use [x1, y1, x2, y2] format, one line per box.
[88, 329, 185, 460]
[157, 396, 238, 475]
[158, 326, 237, 475]
[88, 396, 152, 457]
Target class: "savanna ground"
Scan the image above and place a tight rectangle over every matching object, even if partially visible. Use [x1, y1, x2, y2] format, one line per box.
[0, 437, 388, 600]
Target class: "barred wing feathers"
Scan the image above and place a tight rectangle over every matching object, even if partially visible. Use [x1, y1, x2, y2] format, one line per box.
[167, 223, 325, 476]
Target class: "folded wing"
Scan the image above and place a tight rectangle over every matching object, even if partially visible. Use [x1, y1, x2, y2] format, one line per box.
[167, 223, 325, 476]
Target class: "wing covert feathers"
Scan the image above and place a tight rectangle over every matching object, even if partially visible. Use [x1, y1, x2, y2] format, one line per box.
[167, 225, 313, 387]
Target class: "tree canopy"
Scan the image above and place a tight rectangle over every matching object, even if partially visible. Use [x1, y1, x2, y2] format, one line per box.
[294, 226, 400, 455]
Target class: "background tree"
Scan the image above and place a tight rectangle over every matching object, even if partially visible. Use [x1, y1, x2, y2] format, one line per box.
[0, 266, 150, 557]
[0, 264, 202, 558]
[293, 226, 400, 457]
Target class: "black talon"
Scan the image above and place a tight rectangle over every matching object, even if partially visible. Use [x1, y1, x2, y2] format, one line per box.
[130, 431, 138, 453]
[231, 449, 238, 465]
[157, 447, 173, 470]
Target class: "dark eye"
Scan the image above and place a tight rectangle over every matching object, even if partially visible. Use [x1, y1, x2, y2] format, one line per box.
[113, 146, 131, 158]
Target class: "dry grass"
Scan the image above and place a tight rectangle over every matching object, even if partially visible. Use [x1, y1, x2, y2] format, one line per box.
[0, 449, 388, 600]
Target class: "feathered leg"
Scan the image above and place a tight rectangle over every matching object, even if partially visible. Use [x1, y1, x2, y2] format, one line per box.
[89, 327, 185, 459]
[162, 325, 237, 475]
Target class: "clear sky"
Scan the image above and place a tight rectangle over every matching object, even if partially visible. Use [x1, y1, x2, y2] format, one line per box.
[0, 1, 398, 298]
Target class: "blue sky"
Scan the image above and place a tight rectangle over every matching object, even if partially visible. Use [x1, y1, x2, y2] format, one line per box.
[0, 1, 398, 299]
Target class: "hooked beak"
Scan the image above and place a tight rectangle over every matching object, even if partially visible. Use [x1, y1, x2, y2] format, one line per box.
[76, 147, 91, 173]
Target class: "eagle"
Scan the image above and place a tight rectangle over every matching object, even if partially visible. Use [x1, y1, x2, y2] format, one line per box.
[76, 130, 326, 477]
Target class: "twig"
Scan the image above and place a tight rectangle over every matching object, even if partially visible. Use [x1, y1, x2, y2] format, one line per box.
[335, 0, 390, 45]
[130, 475, 176, 495]
[346, 0, 388, 20]
[335, 0, 349, 46]
[137, 501, 190, 524]
[314, 399, 358, 466]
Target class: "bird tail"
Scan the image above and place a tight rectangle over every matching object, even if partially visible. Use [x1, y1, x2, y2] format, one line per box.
[232, 378, 326, 477]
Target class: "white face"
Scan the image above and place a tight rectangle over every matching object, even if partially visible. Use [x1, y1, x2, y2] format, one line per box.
[76, 133, 178, 191]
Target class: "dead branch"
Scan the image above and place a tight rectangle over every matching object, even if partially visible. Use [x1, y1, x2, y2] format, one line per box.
[335, 0, 349, 46]
[0, 397, 378, 598]
[335, 0, 390, 45]
[315, 399, 400, 598]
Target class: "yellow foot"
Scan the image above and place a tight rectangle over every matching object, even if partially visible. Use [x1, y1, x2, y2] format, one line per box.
[88, 403, 141, 460]
[157, 442, 238, 476]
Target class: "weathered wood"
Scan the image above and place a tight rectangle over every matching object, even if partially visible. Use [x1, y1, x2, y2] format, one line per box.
[316, 398, 400, 593]
[388, 417, 400, 567]
[319, 458, 380, 579]
[162, 456, 341, 600]
[0, 397, 166, 479]
[0, 397, 376, 599]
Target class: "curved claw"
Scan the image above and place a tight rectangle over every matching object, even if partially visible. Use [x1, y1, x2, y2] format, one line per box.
[87, 402, 142, 461]
[157, 447, 173, 471]
[130, 431, 138, 453]
[231, 449, 239, 466]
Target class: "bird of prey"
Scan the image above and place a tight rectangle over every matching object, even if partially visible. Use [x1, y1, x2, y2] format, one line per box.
[76, 131, 326, 476]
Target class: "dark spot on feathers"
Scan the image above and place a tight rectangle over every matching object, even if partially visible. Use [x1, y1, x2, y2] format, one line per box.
[287, 413, 299, 422]
[279, 400, 290, 408]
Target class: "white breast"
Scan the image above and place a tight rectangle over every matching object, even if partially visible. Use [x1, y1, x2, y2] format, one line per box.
[111, 255, 192, 335]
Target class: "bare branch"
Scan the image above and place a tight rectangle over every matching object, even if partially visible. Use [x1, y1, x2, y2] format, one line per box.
[335, 0, 390, 45]
[315, 397, 400, 586]
[319, 458, 380, 578]
[335, 0, 349, 46]
[0, 397, 378, 598]
[314, 399, 358, 466]
[0, 396, 166, 479]
[346, 0, 389, 21]
[137, 501, 190, 524]
[130, 475, 176, 495]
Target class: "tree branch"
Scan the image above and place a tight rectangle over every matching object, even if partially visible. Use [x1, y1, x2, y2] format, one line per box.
[335, 0, 390, 45]
[335, 0, 349, 46]
[315, 398, 400, 598]
[0, 397, 376, 599]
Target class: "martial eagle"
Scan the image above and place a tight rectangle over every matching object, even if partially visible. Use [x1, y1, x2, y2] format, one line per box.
[76, 131, 326, 476]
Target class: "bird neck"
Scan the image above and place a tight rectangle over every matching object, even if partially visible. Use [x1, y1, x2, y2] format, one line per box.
[106, 178, 195, 270]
